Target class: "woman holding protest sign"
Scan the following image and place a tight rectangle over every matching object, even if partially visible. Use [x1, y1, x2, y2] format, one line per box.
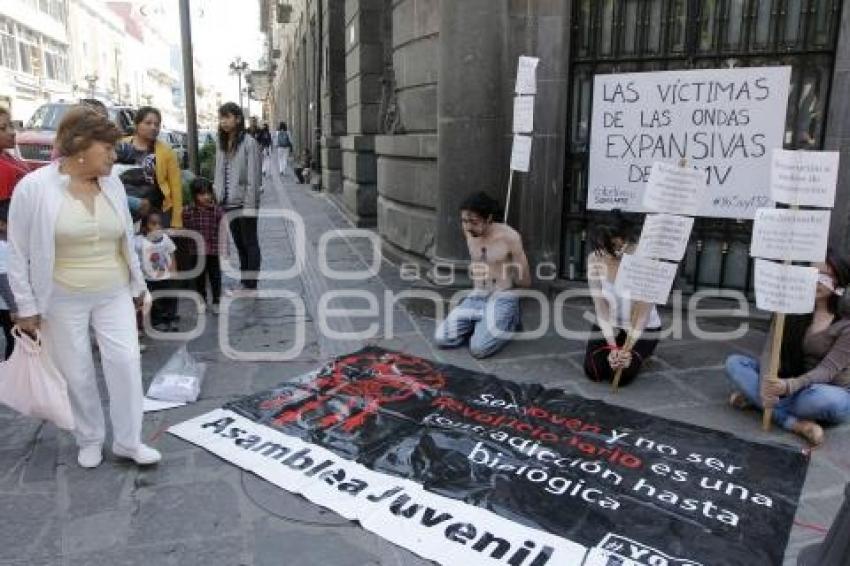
[725, 251, 850, 446]
[583, 211, 663, 386]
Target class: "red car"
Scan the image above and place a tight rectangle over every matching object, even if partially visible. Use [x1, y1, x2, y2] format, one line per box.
[16, 102, 136, 166]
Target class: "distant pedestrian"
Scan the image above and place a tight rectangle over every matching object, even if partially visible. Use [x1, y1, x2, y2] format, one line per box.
[8, 106, 160, 469]
[275, 122, 292, 175]
[134, 210, 178, 331]
[182, 177, 224, 313]
[116, 107, 183, 228]
[213, 102, 263, 292]
[294, 148, 312, 184]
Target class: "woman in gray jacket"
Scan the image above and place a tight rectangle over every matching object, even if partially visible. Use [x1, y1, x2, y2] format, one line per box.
[213, 102, 263, 291]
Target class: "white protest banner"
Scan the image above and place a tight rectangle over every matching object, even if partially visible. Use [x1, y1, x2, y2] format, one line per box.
[614, 254, 678, 305]
[510, 134, 532, 172]
[750, 208, 830, 262]
[588, 66, 791, 218]
[643, 162, 703, 216]
[636, 214, 695, 261]
[771, 149, 839, 208]
[515, 56, 539, 95]
[754, 259, 817, 314]
[513, 95, 534, 133]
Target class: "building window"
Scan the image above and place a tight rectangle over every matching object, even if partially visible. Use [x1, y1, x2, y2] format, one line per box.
[38, 0, 67, 24]
[43, 39, 68, 82]
[17, 27, 41, 76]
[563, 0, 844, 288]
[0, 18, 16, 70]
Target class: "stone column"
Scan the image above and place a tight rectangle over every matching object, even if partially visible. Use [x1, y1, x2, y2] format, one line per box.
[321, 0, 347, 194]
[337, 0, 385, 226]
[433, 0, 507, 274]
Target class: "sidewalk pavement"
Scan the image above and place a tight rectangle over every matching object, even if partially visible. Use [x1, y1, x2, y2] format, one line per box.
[0, 157, 846, 565]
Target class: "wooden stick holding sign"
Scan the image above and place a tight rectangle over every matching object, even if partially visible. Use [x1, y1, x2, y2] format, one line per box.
[611, 161, 699, 391]
[753, 149, 839, 431]
[504, 56, 538, 223]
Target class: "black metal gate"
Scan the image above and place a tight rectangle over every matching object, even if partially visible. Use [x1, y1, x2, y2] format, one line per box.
[562, 0, 843, 293]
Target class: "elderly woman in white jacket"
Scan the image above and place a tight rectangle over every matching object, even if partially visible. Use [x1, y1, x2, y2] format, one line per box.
[8, 106, 160, 469]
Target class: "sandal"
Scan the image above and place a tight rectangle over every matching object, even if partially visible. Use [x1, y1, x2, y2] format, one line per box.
[792, 420, 824, 447]
[728, 391, 751, 411]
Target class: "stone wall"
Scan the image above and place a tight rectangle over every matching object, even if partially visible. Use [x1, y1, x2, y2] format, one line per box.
[376, 0, 439, 262]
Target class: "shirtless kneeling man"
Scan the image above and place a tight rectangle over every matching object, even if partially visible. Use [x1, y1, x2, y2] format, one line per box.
[434, 192, 531, 359]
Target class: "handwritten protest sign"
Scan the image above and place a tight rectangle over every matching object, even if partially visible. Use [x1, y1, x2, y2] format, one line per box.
[643, 162, 703, 216]
[510, 134, 532, 172]
[614, 254, 678, 305]
[588, 66, 791, 218]
[750, 208, 830, 262]
[514, 56, 539, 95]
[771, 149, 839, 208]
[754, 259, 818, 315]
[636, 214, 695, 261]
[513, 95, 534, 133]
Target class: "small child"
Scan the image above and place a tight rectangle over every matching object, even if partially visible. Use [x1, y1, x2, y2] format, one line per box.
[182, 177, 224, 313]
[134, 211, 178, 331]
[0, 201, 16, 358]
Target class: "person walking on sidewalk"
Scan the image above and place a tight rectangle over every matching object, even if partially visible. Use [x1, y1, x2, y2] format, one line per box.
[583, 211, 662, 387]
[725, 250, 850, 446]
[116, 106, 183, 228]
[433, 192, 530, 359]
[8, 106, 160, 468]
[183, 177, 223, 313]
[275, 122, 292, 175]
[213, 102, 263, 292]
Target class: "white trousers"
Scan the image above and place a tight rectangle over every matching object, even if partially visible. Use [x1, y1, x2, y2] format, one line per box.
[42, 285, 143, 451]
[276, 147, 289, 174]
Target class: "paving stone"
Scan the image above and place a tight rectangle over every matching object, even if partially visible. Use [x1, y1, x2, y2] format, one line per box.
[253, 521, 381, 566]
[68, 536, 246, 566]
[64, 464, 128, 520]
[127, 481, 241, 545]
[63, 510, 131, 555]
[0, 493, 55, 560]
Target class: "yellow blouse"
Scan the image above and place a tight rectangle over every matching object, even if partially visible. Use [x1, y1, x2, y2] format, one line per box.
[53, 191, 129, 292]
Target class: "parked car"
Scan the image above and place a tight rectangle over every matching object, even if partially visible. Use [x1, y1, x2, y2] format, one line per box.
[159, 128, 189, 169]
[16, 102, 135, 165]
[198, 129, 216, 148]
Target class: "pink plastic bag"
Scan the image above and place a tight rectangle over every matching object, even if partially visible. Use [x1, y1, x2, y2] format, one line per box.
[0, 327, 75, 430]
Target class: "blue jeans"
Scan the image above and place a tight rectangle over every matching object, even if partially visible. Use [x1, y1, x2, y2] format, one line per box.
[434, 292, 520, 359]
[724, 354, 850, 430]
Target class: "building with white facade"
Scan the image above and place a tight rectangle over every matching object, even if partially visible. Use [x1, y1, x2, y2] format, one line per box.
[0, 0, 72, 122]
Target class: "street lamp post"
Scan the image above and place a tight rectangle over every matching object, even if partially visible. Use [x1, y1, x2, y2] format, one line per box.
[229, 58, 249, 115]
[84, 73, 98, 98]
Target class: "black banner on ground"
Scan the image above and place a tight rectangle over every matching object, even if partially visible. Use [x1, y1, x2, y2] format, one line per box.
[170, 346, 807, 566]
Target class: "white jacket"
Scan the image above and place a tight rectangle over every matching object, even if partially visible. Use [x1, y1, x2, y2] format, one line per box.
[8, 161, 147, 318]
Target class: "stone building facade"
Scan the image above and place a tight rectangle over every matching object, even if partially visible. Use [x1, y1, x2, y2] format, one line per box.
[263, 0, 849, 294]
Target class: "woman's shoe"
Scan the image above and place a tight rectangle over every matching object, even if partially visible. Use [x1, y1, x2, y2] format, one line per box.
[791, 420, 824, 447]
[113, 443, 162, 466]
[77, 445, 103, 469]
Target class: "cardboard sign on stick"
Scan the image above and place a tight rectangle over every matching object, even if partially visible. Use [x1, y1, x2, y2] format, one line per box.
[643, 162, 703, 216]
[614, 254, 678, 305]
[754, 259, 817, 314]
[750, 208, 830, 262]
[771, 149, 839, 208]
[636, 214, 695, 262]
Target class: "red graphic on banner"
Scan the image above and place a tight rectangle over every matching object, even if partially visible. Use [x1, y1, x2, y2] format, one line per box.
[263, 350, 446, 432]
